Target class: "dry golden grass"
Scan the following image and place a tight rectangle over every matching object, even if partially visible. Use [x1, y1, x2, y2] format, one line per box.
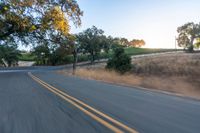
[133, 53, 200, 76]
[75, 68, 142, 86]
[71, 68, 200, 98]
[59, 53, 200, 99]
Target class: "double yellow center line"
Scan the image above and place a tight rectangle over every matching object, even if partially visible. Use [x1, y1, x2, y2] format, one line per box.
[28, 72, 138, 133]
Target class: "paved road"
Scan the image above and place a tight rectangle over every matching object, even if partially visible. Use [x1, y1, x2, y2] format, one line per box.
[0, 68, 200, 133]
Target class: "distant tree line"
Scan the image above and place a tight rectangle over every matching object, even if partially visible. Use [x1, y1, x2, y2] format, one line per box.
[0, 24, 146, 70]
[31, 26, 146, 66]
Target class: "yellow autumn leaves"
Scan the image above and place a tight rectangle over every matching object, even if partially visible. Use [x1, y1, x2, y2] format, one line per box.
[42, 6, 70, 36]
[1, 1, 74, 36]
[10, 0, 35, 7]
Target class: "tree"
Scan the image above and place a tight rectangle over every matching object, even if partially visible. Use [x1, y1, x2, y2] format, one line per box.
[67, 35, 78, 74]
[177, 32, 190, 50]
[120, 38, 129, 47]
[112, 37, 121, 45]
[33, 43, 50, 65]
[194, 38, 200, 49]
[0, 44, 20, 67]
[111, 37, 129, 47]
[0, 0, 82, 72]
[32, 36, 74, 66]
[106, 46, 132, 74]
[177, 22, 200, 52]
[77, 26, 105, 64]
[0, 0, 82, 41]
[129, 39, 145, 47]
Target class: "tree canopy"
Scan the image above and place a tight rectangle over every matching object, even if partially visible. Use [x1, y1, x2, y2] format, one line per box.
[177, 22, 200, 51]
[0, 43, 20, 66]
[77, 26, 106, 63]
[0, 0, 83, 42]
[129, 39, 145, 47]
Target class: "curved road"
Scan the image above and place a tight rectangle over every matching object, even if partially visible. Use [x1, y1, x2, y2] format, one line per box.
[0, 67, 200, 133]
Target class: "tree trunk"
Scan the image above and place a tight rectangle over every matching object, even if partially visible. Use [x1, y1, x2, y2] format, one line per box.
[91, 51, 95, 65]
[189, 37, 194, 52]
[8, 61, 11, 67]
[72, 47, 78, 75]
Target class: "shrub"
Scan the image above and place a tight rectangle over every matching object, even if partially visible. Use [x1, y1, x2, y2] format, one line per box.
[186, 45, 194, 53]
[106, 47, 132, 74]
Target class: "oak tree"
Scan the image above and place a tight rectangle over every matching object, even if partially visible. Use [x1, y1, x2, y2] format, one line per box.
[177, 22, 200, 52]
[77, 26, 105, 64]
[0, 0, 83, 41]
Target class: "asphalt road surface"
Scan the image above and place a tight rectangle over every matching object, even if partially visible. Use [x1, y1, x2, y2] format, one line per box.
[0, 67, 200, 133]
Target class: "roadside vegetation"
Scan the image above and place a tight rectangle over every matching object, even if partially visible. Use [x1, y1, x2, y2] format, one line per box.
[18, 47, 176, 63]
[106, 47, 132, 74]
[0, 44, 20, 67]
[29, 26, 150, 66]
[18, 53, 35, 61]
[61, 53, 200, 99]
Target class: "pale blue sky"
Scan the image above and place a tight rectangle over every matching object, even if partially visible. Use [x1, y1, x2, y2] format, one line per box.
[71, 0, 200, 48]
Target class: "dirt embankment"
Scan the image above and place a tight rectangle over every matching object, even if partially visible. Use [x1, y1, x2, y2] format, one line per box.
[59, 53, 200, 99]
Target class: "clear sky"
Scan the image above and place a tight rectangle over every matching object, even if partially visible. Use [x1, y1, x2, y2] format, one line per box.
[71, 0, 200, 48]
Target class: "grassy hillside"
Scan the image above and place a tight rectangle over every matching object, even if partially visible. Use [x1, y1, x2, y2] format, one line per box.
[18, 53, 36, 61]
[124, 47, 177, 56]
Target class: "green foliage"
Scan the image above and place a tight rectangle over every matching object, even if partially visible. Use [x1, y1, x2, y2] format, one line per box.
[32, 41, 74, 65]
[77, 26, 110, 63]
[187, 45, 194, 53]
[33, 44, 50, 65]
[194, 38, 200, 49]
[31, 45, 176, 66]
[0, 44, 21, 66]
[119, 38, 129, 47]
[0, 0, 83, 62]
[18, 53, 35, 61]
[177, 22, 200, 52]
[124, 47, 176, 55]
[0, 0, 82, 40]
[106, 47, 132, 74]
[0, 0, 83, 68]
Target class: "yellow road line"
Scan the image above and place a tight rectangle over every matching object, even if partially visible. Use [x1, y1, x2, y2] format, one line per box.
[29, 73, 123, 133]
[28, 72, 138, 133]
